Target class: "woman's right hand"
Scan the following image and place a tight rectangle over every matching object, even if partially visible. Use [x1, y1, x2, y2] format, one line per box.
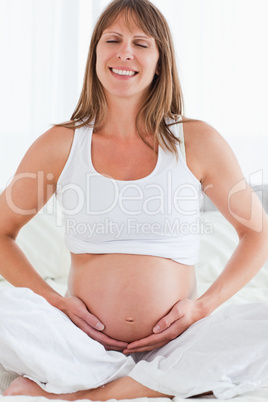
[59, 296, 128, 351]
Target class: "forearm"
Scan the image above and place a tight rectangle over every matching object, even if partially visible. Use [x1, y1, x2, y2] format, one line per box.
[197, 229, 268, 316]
[0, 234, 64, 308]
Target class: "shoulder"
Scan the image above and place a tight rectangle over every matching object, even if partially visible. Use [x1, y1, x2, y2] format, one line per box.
[33, 124, 75, 152]
[181, 116, 224, 148]
[180, 117, 265, 234]
[27, 124, 75, 172]
[16, 125, 75, 182]
[0, 125, 76, 234]
[181, 116, 237, 185]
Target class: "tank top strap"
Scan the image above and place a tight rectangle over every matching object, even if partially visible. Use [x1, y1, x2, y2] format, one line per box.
[165, 116, 186, 163]
[176, 120, 186, 163]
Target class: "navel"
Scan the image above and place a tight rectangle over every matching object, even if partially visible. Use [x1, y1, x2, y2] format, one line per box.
[125, 316, 135, 323]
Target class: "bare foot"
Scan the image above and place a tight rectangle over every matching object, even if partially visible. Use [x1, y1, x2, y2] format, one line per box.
[4, 377, 46, 397]
[3, 376, 76, 400]
[3, 375, 173, 401]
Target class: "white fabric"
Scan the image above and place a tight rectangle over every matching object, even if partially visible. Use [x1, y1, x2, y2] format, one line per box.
[0, 287, 135, 394]
[1, 211, 268, 401]
[1, 208, 267, 288]
[55, 117, 203, 265]
[130, 303, 268, 399]
[1, 287, 268, 399]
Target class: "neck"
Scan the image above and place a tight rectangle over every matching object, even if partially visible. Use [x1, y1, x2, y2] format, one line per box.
[97, 94, 147, 140]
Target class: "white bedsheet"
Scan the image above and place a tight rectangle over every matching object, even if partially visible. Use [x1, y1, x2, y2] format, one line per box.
[0, 210, 268, 401]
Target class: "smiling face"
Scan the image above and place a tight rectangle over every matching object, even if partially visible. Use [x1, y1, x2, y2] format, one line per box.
[96, 12, 159, 104]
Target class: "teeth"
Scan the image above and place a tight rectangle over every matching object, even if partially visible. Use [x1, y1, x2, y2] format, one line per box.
[111, 68, 136, 76]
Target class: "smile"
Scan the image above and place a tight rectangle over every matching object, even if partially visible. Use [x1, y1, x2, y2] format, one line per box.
[110, 68, 138, 76]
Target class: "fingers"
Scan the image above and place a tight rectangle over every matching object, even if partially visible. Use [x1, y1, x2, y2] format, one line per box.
[126, 318, 188, 353]
[63, 297, 128, 350]
[81, 311, 105, 331]
[123, 340, 168, 354]
[124, 300, 197, 354]
[68, 297, 105, 331]
[73, 316, 128, 350]
[94, 332, 129, 350]
[153, 303, 184, 333]
[71, 315, 98, 337]
[126, 333, 159, 350]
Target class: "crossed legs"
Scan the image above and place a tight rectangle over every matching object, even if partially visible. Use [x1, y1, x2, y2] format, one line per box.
[2, 288, 268, 400]
[4, 376, 173, 400]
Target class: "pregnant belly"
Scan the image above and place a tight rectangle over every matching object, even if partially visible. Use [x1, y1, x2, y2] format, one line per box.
[68, 253, 197, 342]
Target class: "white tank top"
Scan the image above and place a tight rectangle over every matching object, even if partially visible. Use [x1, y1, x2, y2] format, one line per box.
[55, 117, 203, 265]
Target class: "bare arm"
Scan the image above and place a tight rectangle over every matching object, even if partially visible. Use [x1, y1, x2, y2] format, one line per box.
[193, 122, 268, 315]
[125, 119, 268, 353]
[0, 126, 128, 350]
[0, 125, 74, 306]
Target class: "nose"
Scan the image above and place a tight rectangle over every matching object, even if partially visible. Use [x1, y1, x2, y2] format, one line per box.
[116, 42, 133, 61]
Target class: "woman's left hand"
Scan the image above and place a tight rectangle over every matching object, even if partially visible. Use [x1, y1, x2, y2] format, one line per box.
[123, 299, 205, 354]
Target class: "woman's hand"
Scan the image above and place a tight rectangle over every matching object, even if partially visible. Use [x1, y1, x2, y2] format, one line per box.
[124, 299, 205, 354]
[59, 296, 128, 351]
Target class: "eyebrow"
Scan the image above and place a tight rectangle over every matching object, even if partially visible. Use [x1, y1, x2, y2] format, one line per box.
[103, 31, 154, 41]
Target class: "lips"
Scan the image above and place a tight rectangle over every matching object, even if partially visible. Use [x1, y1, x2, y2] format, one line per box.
[109, 67, 138, 76]
[109, 67, 138, 72]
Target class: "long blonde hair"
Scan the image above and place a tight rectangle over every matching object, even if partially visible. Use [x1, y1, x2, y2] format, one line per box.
[56, 0, 185, 157]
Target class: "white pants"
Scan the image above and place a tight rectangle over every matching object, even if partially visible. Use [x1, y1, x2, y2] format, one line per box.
[0, 287, 268, 399]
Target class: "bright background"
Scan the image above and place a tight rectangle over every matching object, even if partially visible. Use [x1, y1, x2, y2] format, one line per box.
[0, 0, 267, 189]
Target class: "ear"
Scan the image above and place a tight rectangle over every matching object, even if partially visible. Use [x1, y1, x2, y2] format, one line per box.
[155, 62, 160, 75]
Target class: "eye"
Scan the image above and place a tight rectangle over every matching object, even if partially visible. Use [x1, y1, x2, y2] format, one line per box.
[105, 40, 148, 48]
[136, 44, 148, 48]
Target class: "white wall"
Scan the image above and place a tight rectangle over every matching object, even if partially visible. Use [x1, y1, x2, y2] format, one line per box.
[0, 0, 80, 188]
[1, 0, 267, 188]
[153, 0, 268, 185]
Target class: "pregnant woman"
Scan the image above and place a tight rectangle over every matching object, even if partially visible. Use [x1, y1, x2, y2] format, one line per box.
[0, 0, 268, 400]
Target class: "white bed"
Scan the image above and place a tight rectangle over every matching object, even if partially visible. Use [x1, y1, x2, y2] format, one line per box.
[1, 195, 268, 401]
